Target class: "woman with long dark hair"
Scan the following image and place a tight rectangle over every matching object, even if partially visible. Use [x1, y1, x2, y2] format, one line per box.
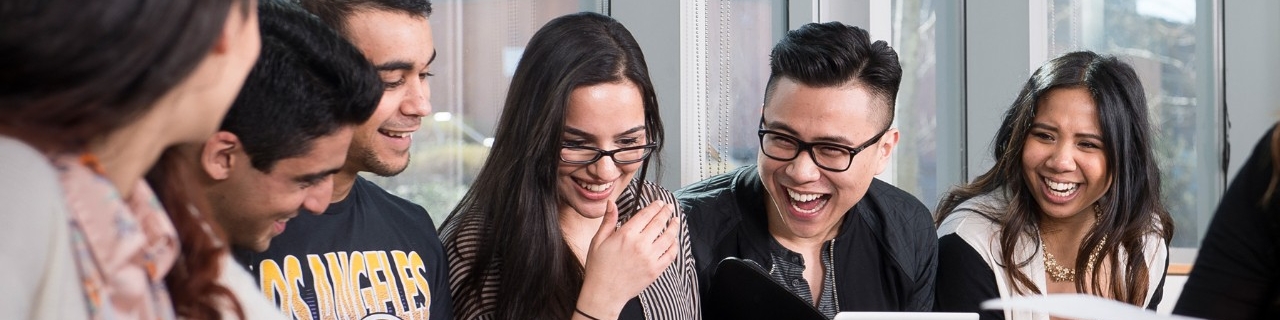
[0, 0, 261, 318]
[933, 51, 1173, 319]
[440, 12, 699, 320]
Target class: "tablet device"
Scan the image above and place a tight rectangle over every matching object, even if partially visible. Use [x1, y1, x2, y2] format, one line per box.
[707, 257, 826, 320]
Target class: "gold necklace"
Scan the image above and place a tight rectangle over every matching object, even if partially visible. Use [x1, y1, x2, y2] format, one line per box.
[1042, 235, 1106, 282]
[1041, 205, 1105, 283]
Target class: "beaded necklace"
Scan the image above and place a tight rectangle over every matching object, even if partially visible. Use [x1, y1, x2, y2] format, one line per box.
[1041, 205, 1106, 283]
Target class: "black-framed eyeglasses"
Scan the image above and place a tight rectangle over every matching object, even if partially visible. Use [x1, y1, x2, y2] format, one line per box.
[757, 125, 888, 172]
[560, 143, 658, 165]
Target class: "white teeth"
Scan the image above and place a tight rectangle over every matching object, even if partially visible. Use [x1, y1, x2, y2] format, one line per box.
[793, 203, 821, 214]
[785, 189, 825, 214]
[1044, 178, 1078, 197]
[580, 181, 612, 193]
[380, 130, 412, 138]
[787, 189, 822, 203]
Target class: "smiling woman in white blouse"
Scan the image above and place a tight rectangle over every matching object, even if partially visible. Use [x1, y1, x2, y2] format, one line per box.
[933, 51, 1173, 320]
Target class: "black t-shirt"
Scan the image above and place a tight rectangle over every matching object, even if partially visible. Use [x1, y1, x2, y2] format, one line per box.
[234, 176, 454, 320]
[1175, 125, 1280, 320]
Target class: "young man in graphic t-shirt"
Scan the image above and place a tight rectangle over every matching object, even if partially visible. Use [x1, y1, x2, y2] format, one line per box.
[185, 2, 379, 317]
[233, 1, 453, 319]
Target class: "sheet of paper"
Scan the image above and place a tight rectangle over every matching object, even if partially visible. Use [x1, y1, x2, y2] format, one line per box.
[981, 294, 1202, 320]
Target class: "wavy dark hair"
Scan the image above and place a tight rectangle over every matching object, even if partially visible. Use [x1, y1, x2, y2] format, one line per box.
[935, 51, 1174, 305]
[442, 12, 662, 320]
[0, 0, 250, 154]
[149, 149, 243, 319]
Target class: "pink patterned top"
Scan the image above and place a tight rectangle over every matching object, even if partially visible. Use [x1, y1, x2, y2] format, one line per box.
[55, 154, 179, 320]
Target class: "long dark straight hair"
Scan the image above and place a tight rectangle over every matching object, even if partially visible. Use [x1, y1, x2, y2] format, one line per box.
[936, 51, 1173, 305]
[442, 12, 663, 320]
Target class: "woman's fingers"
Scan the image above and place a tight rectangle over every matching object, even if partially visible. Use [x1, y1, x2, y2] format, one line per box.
[653, 217, 680, 269]
[636, 202, 673, 242]
[580, 200, 682, 301]
[618, 199, 661, 234]
[590, 200, 620, 248]
[653, 215, 679, 253]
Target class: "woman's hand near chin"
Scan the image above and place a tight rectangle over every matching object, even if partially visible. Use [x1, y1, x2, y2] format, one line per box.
[574, 200, 681, 320]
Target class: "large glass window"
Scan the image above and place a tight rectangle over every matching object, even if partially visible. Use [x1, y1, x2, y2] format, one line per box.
[1042, 0, 1219, 247]
[684, 0, 785, 181]
[886, 0, 964, 212]
[363, 0, 605, 226]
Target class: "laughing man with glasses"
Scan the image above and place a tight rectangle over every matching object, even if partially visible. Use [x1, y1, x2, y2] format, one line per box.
[676, 22, 937, 319]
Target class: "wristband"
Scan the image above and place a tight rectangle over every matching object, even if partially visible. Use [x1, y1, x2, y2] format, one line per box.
[575, 307, 602, 320]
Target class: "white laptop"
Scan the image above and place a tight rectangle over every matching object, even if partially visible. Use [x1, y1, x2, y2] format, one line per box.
[834, 312, 978, 320]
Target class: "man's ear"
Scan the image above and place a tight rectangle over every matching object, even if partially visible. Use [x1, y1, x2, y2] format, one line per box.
[872, 128, 900, 175]
[201, 131, 242, 181]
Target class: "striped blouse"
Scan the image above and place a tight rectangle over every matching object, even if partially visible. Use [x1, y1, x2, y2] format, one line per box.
[441, 180, 701, 320]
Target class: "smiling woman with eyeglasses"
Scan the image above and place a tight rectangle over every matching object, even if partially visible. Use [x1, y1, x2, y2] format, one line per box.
[439, 12, 700, 320]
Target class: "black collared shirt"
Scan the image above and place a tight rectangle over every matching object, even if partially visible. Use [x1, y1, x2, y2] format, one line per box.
[769, 238, 839, 318]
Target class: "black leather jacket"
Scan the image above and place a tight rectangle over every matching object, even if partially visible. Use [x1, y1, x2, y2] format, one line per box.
[676, 165, 937, 315]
